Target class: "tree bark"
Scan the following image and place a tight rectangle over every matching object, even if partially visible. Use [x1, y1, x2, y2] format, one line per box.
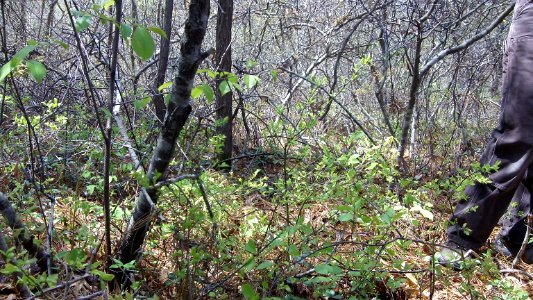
[0, 192, 48, 273]
[104, 0, 122, 271]
[215, 0, 234, 169]
[153, 0, 174, 123]
[0, 230, 32, 299]
[116, 0, 211, 287]
[397, 24, 422, 172]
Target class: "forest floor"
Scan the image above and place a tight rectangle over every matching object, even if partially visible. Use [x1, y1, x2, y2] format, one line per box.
[3, 144, 533, 299]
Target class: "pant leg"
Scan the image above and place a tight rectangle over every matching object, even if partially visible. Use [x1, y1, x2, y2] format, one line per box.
[498, 182, 530, 245]
[447, 2, 533, 251]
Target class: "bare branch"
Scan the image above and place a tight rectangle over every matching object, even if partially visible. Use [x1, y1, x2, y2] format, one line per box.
[420, 3, 514, 77]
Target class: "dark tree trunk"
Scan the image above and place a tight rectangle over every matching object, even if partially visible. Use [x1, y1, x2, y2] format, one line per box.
[397, 24, 422, 172]
[115, 0, 211, 287]
[0, 230, 32, 298]
[153, 0, 174, 123]
[0, 192, 48, 273]
[215, 0, 233, 168]
[104, 0, 122, 271]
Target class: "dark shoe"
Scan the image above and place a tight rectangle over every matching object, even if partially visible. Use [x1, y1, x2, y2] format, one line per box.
[436, 243, 473, 270]
[493, 237, 533, 264]
[493, 237, 516, 257]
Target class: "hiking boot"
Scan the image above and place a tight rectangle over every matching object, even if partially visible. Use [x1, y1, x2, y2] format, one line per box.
[436, 243, 473, 270]
[493, 237, 533, 264]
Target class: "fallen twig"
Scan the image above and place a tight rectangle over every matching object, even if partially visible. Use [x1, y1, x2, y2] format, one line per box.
[77, 290, 105, 300]
[500, 268, 533, 280]
[27, 274, 92, 300]
[513, 213, 533, 268]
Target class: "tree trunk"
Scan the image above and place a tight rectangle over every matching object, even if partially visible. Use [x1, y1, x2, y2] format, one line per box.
[153, 0, 174, 123]
[0, 230, 32, 298]
[115, 0, 211, 287]
[0, 192, 48, 273]
[104, 0, 122, 271]
[397, 24, 422, 172]
[215, 0, 234, 168]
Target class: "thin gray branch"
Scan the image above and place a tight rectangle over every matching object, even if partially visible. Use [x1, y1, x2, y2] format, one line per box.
[420, 3, 515, 77]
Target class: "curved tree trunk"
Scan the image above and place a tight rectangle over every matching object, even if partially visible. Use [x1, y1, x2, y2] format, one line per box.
[115, 0, 211, 288]
[0, 192, 48, 273]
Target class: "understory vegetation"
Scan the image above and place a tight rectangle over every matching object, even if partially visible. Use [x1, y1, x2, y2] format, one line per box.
[1, 0, 532, 299]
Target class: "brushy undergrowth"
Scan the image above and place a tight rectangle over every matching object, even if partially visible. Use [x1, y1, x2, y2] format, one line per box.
[2, 110, 531, 299]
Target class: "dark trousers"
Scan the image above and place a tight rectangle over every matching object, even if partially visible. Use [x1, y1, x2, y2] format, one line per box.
[447, 0, 533, 251]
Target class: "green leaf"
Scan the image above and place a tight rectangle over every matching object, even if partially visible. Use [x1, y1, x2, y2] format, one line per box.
[75, 15, 92, 32]
[207, 70, 217, 79]
[244, 74, 260, 89]
[0, 263, 20, 274]
[191, 86, 203, 99]
[87, 185, 97, 195]
[202, 83, 214, 104]
[131, 27, 155, 60]
[244, 258, 256, 272]
[271, 69, 278, 80]
[54, 39, 70, 49]
[246, 60, 258, 69]
[46, 274, 59, 287]
[120, 23, 133, 39]
[338, 213, 354, 222]
[256, 260, 274, 270]
[314, 264, 329, 274]
[101, 0, 115, 10]
[269, 238, 284, 248]
[230, 81, 242, 92]
[14, 45, 36, 60]
[26, 60, 47, 83]
[315, 264, 342, 275]
[158, 81, 173, 92]
[215, 116, 229, 127]
[123, 260, 136, 270]
[64, 248, 87, 268]
[219, 81, 231, 96]
[380, 208, 396, 224]
[308, 276, 333, 283]
[241, 283, 259, 300]
[101, 107, 112, 118]
[148, 26, 168, 39]
[226, 73, 239, 84]
[110, 258, 136, 271]
[0, 62, 13, 83]
[347, 154, 360, 165]
[134, 96, 151, 110]
[288, 244, 299, 257]
[244, 239, 257, 254]
[92, 269, 115, 281]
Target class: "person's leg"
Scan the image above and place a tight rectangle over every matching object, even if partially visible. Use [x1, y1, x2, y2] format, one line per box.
[447, 0, 533, 252]
[446, 164, 524, 251]
[498, 182, 530, 248]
